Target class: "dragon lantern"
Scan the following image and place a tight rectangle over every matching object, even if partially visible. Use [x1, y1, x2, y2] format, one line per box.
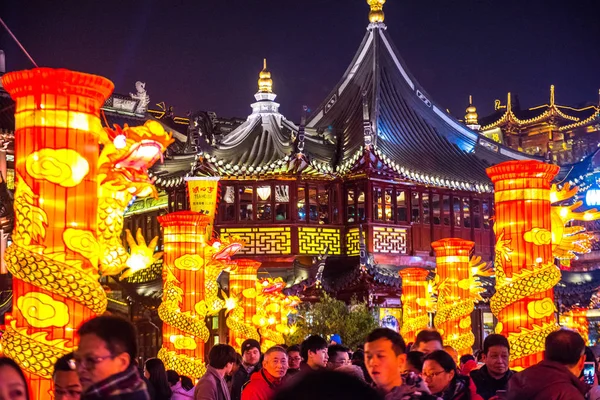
[399, 268, 431, 343]
[487, 160, 600, 369]
[0, 68, 169, 396]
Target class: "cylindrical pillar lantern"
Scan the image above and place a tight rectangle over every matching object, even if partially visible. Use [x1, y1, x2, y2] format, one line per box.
[227, 259, 261, 351]
[487, 160, 561, 369]
[158, 211, 211, 378]
[0, 68, 112, 396]
[432, 239, 476, 355]
[399, 268, 430, 344]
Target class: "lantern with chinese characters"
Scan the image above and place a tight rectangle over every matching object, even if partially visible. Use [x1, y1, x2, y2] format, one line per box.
[432, 239, 485, 356]
[226, 259, 261, 351]
[487, 161, 561, 369]
[399, 268, 430, 343]
[0, 68, 113, 396]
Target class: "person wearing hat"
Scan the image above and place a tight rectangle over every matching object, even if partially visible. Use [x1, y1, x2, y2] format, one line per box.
[231, 339, 262, 400]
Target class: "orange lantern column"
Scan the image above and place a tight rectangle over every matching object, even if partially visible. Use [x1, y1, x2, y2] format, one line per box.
[399, 268, 430, 344]
[0, 68, 112, 396]
[487, 160, 561, 369]
[432, 239, 476, 355]
[227, 259, 261, 351]
[157, 211, 211, 378]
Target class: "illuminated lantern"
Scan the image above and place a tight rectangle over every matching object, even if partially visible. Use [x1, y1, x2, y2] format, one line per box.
[399, 268, 430, 343]
[0, 68, 113, 396]
[432, 239, 482, 355]
[157, 211, 211, 378]
[560, 307, 590, 345]
[226, 259, 261, 351]
[487, 160, 561, 369]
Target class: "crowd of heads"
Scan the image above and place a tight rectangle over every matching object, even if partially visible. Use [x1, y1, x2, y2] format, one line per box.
[0, 313, 596, 400]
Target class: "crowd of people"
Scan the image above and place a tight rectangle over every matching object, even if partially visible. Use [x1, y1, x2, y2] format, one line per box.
[0, 315, 598, 400]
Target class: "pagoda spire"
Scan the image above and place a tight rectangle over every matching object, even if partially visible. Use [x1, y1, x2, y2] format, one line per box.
[258, 58, 273, 93]
[367, 0, 386, 24]
[465, 95, 480, 131]
[251, 59, 280, 115]
[507, 92, 512, 113]
[362, 91, 373, 149]
[550, 84, 555, 106]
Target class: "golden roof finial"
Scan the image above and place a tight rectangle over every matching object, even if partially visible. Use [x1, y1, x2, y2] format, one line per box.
[550, 84, 555, 106]
[258, 58, 273, 93]
[507, 92, 512, 112]
[367, 0, 386, 24]
[465, 95, 478, 125]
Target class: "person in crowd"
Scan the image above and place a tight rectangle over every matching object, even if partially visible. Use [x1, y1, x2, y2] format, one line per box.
[0, 357, 30, 400]
[75, 315, 149, 400]
[327, 344, 351, 370]
[351, 349, 373, 384]
[273, 370, 383, 400]
[413, 330, 444, 355]
[195, 344, 237, 400]
[286, 345, 302, 376]
[507, 329, 588, 400]
[459, 355, 479, 376]
[226, 353, 243, 392]
[583, 347, 600, 400]
[167, 370, 180, 388]
[337, 364, 367, 381]
[241, 346, 288, 400]
[364, 328, 437, 400]
[422, 350, 482, 400]
[470, 334, 514, 400]
[172, 376, 195, 400]
[406, 351, 425, 374]
[54, 352, 82, 400]
[231, 339, 261, 400]
[300, 335, 329, 372]
[144, 358, 172, 400]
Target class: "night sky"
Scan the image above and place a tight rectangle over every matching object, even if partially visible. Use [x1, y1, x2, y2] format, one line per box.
[2, 0, 599, 122]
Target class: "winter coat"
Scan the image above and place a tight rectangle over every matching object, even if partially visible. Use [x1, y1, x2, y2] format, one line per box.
[507, 360, 588, 400]
[171, 381, 195, 400]
[194, 366, 230, 400]
[384, 372, 441, 400]
[241, 369, 284, 400]
[231, 363, 261, 400]
[82, 367, 150, 400]
[470, 365, 515, 400]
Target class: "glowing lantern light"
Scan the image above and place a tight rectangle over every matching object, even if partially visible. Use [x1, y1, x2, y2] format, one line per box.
[559, 307, 590, 345]
[226, 259, 261, 351]
[399, 268, 430, 343]
[157, 212, 211, 377]
[0, 68, 113, 396]
[432, 239, 484, 356]
[487, 160, 561, 369]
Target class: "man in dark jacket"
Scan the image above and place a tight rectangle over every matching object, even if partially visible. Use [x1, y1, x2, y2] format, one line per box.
[75, 316, 150, 400]
[470, 334, 515, 400]
[230, 339, 261, 400]
[507, 329, 588, 400]
[195, 344, 237, 400]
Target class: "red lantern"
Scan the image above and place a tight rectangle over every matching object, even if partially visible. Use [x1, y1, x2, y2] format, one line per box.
[431, 239, 476, 355]
[487, 160, 561, 369]
[0, 68, 113, 396]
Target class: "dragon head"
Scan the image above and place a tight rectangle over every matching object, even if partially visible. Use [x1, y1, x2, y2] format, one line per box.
[99, 120, 174, 197]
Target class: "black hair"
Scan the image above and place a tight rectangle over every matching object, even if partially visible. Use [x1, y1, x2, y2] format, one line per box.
[365, 328, 406, 356]
[328, 344, 350, 361]
[424, 350, 457, 373]
[77, 315, 138, 366]
[0, 357, 31, 400]
[414, 329, 443, 348]
[483, 334, 510, 355]
[406, 351, 425, 372]
[208, 344, 238, 369]
[53, 352, 75, 376]
[144, 358, 172, 399]
[287, 344, 301, 354]
[166, 369, 179, 386]
[234, 353, 243, 366]
[181, 376, 194, 391]
[545, 329, 585, 366]
[300, 335, 328, 361]
[459, 354, 475, 365]
[273, 370, 383, 400]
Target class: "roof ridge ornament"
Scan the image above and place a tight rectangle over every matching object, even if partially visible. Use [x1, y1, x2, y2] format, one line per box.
[362, 91, 373, 149]
[367, 0, 387, 28]
[258, 58, 273, 94]
[550, 84, 555, 107]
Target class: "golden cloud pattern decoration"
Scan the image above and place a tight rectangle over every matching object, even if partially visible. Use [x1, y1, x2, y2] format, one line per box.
[17, 292, 69, 328]
[174, 254, 204, 271]
[26, 148, 90, 187]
